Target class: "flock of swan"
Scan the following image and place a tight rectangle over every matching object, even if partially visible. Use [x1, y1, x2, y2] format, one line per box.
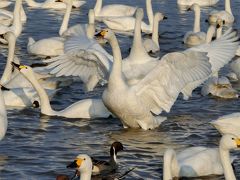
[1, 0, 240, 179]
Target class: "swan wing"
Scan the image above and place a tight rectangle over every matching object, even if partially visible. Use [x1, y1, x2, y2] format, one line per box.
[132, 51, 211, 114]
[181, 28, 239, 99]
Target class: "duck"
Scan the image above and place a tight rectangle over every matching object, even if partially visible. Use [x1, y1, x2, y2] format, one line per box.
[97, 26, 239, 130]
[94, 0, 137, 21]
[0, 0, 23, 44]
[177, 0, 219, 7]
[163, 134, 240, 180]
[0, 84, 7, 141]
[102, 0, 154, 34]
[44, 8, 158, 91]
[201, 76, 238, 99]
[12, 62, 112, 119]
[67, 154, 92, 180]
[24, 0, 85, 9]
[91, 142, 124, 175]
[211, 113, 240, 137]
[183, 4, 206, 46]
[143, 12, 167, 54]
[208, 0, 234, 26]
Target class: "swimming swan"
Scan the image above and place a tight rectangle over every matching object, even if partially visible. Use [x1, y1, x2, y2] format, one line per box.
[177, 0, 219, 7]
[183, 4, 206, 46]
[96, 28, 214, 130]
[12, 62, 112, 119]
[25, 0, 85, 9]
[0, 0, 22, 44]
[103, 0, 154, 33]
[143, 12, 167, 53]
[163, 134, 240, 180]
[0, 85, 7, 141]
[94, 0, 137, 20]
[208, 0, 234, 26]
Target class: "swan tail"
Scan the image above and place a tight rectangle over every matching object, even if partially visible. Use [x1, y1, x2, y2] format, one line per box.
[28, 37, 35, 46]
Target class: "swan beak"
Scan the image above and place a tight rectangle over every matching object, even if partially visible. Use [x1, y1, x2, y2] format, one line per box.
[0, 84, 10, 91]
[67, 158, 83, 169]
[95, 30, 107, 38]
[216, 24, 221, 29]
[163, 16, 168, 20]
[187, 7, 191, 11]
[235, 139, 240, 148]
[11, 62, 27, 71]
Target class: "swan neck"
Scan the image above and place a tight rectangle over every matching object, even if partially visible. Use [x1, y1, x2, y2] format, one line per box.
[24, 0, 41, 7]
[152, 16, 160, 48]
[59, 1, 73, 36]
[225, 0, 232, 14]
[129, 15, 149, 61]
[146, 0, 153, 26]
[0, 90, 6, 120]
[219, 145, 236, 180]
[87, 24, 95, 39]
[1, 35, 16, 85]
[12, 0, 22, 37]
[23, 72, 54, 115]
[206, 25, 215, 43]
[193, 7, 201, 32]
[163, 149, 179, 180]
[79, 170, 92, 180]
[216, 27, 222, 39]
[94, 0, 102, 15]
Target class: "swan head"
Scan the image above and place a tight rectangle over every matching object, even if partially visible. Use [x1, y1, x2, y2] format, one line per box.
[187, 3, 200, 11]
[220, 134, 240, 150]
[11, 62, 35, 78]
[155, 12, 167, 22]
[135, 8, 144, 20]
[216, 19, 224, 29]
[67, 154, 92, 173]
[88, 9, 95, 24]
[95, 29, 115, 40]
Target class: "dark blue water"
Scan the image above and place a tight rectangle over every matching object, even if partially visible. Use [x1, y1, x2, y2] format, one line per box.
[0, 0, 240, 179]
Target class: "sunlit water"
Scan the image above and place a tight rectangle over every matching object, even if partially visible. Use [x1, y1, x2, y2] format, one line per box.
[0, 0, 240, 179]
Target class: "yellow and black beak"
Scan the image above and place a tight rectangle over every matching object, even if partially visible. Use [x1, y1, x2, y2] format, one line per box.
[163, 16, 168, 20]
[235, 138, 240, 148]
[67, 158, 83, 169]
[95, 30, 107, 38]
[11, 62, 27, 71]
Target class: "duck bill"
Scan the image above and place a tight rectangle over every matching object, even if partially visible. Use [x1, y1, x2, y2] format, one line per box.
[11, 62, 21, 71]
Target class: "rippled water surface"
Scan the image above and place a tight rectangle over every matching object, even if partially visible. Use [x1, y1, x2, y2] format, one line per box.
[1, 0, 240, 179]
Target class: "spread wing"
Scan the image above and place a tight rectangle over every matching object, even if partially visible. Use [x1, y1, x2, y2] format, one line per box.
[131, 51, 212, 114]
[181, 28, 239, 99]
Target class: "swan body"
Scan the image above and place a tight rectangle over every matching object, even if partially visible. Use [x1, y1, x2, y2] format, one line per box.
[0, 1, 12, 8]
[13, 63, 112, 119]
[229, 58, 240, 78]
[208, 0, 234, 26]
[94, 0, 137, 20]
[103, 0, 154, 33]
[184, 4, 206, 46]
[97, 28, 215, 130]
[201, 76, 238, 99]
[163, 134, 240, 180]
[212, 113, 240, 137]
[25, 0, 86, 9]
[0, 85, 7, 141]
[67, 154, 92, 180]
[177, 0, 219, 7]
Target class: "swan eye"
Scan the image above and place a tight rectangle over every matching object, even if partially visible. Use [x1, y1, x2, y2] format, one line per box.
[232, 138, 235, 140]
[83, 158, 86, 160]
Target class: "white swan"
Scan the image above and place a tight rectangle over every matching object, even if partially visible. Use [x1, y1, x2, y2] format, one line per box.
[0, 0, 22, 44]
[229, 58, 240, 79]
[44, 9, 158, 91]
[177, 0, 219, 7]
[103, 0, 154, 33]
[67, 154, 92, 180]
[212, 113, 240, 137]
[12, 62, 112, 119]
[0, 1, 12, 8]
[0, 85, 7, 141]
[25, 0, 85, 9]
[201, 76, 238, 98]
[96, 29, 214, 130]
[143, 12, 167, 53]
[163, 134, 240, 180]
[27, 0, 74, 57]
[94, 0, 137, 20]
[180, 28, 239, 100]
[183, 4, 206, 46]
[208, 0, 234, 26]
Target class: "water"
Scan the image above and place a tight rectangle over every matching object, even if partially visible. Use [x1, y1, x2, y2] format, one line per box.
[0, 0, 240, 179]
